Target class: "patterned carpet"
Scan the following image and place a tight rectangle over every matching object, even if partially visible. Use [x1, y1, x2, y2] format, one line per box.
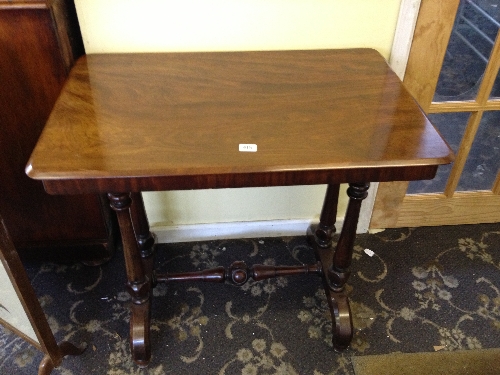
[1, 223, 500, 374]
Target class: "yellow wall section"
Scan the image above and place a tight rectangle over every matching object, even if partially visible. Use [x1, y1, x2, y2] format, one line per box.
[76, 0, 400, 57]
[74, 0, 401, 228]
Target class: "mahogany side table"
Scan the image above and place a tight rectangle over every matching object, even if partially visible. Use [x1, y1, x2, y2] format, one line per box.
[26, 49, 453, 366]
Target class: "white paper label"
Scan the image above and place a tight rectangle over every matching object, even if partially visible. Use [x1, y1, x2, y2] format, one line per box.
[239, 144, 257, 152]
[364, 249, 375, 257]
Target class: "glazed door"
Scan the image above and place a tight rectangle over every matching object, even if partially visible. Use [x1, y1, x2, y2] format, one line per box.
[371, 0, 500, 228]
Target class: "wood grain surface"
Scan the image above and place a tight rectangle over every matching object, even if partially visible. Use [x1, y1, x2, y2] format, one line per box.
[26, 49, 453, 194]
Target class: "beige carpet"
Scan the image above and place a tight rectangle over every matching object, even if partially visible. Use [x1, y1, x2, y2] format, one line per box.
[351, 349, 500, 375]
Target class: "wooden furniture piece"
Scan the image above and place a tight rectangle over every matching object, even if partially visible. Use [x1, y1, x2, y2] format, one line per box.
[0, 214, 86, 375]
[0, 0, 115, 263]
[26, 49, 454, 366]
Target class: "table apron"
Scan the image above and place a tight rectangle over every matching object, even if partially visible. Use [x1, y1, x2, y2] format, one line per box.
[40, 165, 439, 195]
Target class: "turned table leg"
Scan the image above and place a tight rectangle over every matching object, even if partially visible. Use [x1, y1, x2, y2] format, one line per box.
[130, 193, 155, 261]
[329, 183, 370, 292]
[308, 182, 369, 351]
[130, 193, 155, 364]
[130, 192, 156, 290]
[108, 193, 152, 367]
[310, 184, 340, 248]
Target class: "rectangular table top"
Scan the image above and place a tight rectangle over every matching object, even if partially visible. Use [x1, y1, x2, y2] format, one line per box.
[26, 49, 453, 194]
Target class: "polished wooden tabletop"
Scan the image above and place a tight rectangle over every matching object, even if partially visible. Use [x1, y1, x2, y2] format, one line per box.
[26, 49, 453, 194]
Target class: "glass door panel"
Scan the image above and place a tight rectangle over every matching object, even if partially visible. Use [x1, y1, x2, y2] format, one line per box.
[418, 0, 500, 196]
[457, 110, 500, 191]
[433, 0, 499, 102]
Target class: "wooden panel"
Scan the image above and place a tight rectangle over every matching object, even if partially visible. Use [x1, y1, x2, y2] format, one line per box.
[0, 1, 115, 261]
[369, 181, 409, 228]
[392, 192, 500, 227]
[403, 0, 460, 110]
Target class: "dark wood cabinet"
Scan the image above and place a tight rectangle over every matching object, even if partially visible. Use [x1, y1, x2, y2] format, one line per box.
[0, 0, 116, 263]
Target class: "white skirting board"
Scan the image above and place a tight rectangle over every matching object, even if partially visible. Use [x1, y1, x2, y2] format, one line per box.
[152, 219, 331, 244]
[150, 215, 379, 243]
[151, 183, 378, 243]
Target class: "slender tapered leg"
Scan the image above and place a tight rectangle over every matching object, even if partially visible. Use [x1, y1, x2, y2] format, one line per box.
[108, 193, 151, 367]
[308, 183, 369, 352]
[329, 183, 370, 291]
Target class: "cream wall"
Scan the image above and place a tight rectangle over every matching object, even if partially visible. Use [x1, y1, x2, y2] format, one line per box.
[74, 0, 401, 236]
[75, 0, 400, 55]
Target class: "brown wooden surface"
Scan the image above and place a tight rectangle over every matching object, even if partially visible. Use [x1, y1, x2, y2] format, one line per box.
[26, 49, 453, 194]
[0, 0, 115, 261]
[402, 0, 461, 111]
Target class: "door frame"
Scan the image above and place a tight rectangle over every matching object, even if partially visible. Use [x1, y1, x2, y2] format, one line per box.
[356, 0, 421, 232]
[370, 0, 500, 229]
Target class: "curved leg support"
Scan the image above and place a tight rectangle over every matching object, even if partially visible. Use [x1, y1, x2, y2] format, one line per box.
[131, 302, 152, 368]
[38, 355, 56, 375]
[38, 341, 87, 375]
[315, 245, 354, 352]
[328, 292, 353, 352]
